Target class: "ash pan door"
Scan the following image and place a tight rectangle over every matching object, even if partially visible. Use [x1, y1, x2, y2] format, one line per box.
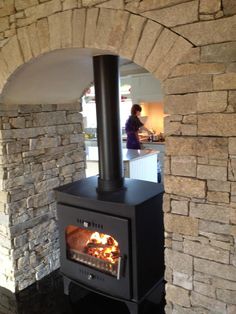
[57, 204, 131, 299]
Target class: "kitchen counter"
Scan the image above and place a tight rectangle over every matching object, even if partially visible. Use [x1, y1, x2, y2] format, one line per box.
[86, 147, 158, 162]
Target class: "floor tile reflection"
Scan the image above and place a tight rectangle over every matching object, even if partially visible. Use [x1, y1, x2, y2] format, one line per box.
[0, 270, 165, 314]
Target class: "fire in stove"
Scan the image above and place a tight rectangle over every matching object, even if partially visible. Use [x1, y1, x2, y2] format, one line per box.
[65, 225, 121, 277]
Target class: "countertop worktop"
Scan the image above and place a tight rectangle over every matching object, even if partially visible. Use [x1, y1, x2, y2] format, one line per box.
[85, 139, 165, 145]
[86, 147, 158, 162]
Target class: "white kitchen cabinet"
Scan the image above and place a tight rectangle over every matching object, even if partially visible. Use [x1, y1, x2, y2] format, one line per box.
[86, 147, 159, 183]
[141, 142, 165, 182]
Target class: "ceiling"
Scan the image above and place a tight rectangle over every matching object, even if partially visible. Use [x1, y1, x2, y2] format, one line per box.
[0, 48, 147, 105]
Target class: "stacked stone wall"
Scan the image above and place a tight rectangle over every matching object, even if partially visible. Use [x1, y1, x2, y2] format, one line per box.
[0, 103, 85, 291]
[0, 0, 235, 313]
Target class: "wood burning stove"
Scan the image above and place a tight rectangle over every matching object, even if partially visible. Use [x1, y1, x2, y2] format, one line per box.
[55, 176, 164, 313]
[55, 55, 164, 314]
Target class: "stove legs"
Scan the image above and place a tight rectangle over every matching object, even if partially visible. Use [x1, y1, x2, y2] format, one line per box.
[63, 276, 70, 295]
[125, 301, 141, 314]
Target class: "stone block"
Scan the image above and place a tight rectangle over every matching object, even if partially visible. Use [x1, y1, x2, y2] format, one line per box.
[35, 177, 60, 193]
[119, 14, 146, 60]
[33, 111, 67, 126]
[166, 284, 190, 307]
[170, 63, 225, 78]
[0, 0, 14, 18]
[97, 0, 124, 9]
[171, 156, 197, 177]
[84, 7, 99, 47]
[173, 271, 193, 290]
[0, 52, 9, 89]
[197, 91, 227, 113]
[199, 219, 230, 235]
[184, 240, 229, 264]
[181, 123, 196, 135]
[174, 15, 236, 46]
[182, 115, 197, 124]
[194, 281, 216, 298]
[17, 26, 33, 62]
[94, 9, 129, 51]
[199, 0, 221, 14]
[163, 193, 171, 213]
[214, 73, 236, 90]
[164, 94, 198, 114]
[27, 23, 41, 57]
[82, 0, 105, 6]
[0, 16, 9, 32]
[164, 74, 212, 95]
[62, 0, 77, 10]
[29, 136, 59, 150]
[15, 0, 38, 11]
[222, 0, 236, 16]
[216, 289, 236, 305]
[134, 20, 163, 67]
[48, 13, 61, 50]
[145, 28, 178, 73]
[201, 42, 236, 63]
[207, 191, 229, 203]
[164, 120, 181, 136]
[229, 91, 236, 112]
[1, 36, 23, 74]
[25, 0, 61, 22]
[155, 36, 192, 81]
[191, 291, 226, 313]
[142, 0, 198, 28]
[138, 0, 191, 11]
[197, 164, 227, 181]
[229, 158, 236, 181]
[72, 8, 86, 47]
[198, 113, 236, 136]
[228, 305, 236, 314]
[190, 202, 230, 223]
[164, 213, 199, 236]
[165, 175, 206, 198]
[230, 208, 236, 225]
[66, 112, 82, 123]
[124, 0, 139, 14]
[36, 18, 50, 53]
[60, 10, 72, 48]
[179, 47, 200, 64]
[171, 200, 188, 216]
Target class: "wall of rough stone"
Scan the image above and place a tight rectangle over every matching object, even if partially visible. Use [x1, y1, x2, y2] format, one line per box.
[0, 103, 85, 291]
[0, 0, 236, 313]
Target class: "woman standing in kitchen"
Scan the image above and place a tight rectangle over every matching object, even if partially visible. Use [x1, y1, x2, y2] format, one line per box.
[125, 104, 150, 149]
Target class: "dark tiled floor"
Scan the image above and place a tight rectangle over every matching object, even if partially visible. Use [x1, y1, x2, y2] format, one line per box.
[0, 270, 165, 314]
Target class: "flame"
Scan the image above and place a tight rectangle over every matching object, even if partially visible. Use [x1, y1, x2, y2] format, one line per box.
[84, 232, 120, 264]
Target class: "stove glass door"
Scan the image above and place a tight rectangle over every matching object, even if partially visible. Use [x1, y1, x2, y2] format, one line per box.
[66, 225, 121, 277]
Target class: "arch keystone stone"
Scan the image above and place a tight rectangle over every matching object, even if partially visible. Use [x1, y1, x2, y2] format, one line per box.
[119, 14, 146, 60]
[94, 8, 129, 52]
[72, 8, 86, 48]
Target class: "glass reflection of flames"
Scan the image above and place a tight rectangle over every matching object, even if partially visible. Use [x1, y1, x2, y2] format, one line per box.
[84, 232, 120, 264]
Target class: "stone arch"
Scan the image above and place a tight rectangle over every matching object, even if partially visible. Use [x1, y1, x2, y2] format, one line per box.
[0, 8, 193, 95]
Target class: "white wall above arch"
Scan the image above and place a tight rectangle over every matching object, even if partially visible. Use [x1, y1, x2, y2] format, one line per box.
[1, 48, 98, 105]
[0, 47, 147, 106]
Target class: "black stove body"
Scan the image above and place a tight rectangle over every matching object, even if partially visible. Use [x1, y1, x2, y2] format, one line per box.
[55, 176, 164, 311]
[55, 55, 164, 314]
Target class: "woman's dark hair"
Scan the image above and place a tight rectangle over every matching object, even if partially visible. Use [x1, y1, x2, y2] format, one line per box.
[131, 104, 142, 115]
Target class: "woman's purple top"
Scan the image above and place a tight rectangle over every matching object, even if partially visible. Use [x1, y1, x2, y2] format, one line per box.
[125, 115, 144, 149]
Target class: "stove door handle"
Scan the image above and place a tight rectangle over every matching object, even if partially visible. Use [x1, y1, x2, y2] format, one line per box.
[117, 256, 122, 280]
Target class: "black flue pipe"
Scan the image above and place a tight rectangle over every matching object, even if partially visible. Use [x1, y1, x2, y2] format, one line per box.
[93, 55, 124, 192]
